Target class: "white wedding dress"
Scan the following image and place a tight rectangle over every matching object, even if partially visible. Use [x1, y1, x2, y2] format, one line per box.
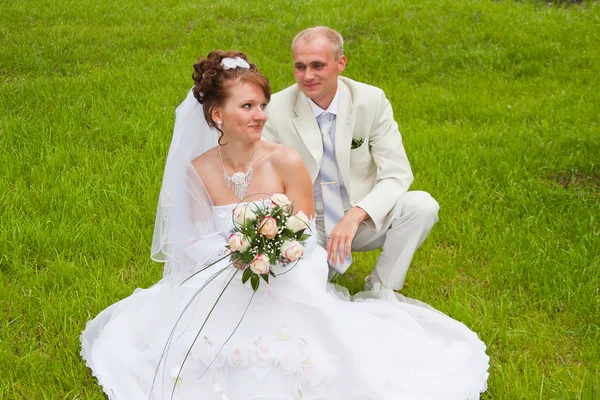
[80, 201, 489, 400]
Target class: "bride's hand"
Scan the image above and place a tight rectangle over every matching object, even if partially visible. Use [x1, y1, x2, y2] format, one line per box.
[232, 257, 247, 271]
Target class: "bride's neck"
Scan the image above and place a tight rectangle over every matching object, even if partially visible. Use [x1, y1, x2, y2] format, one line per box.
[218, 142, 257, 170]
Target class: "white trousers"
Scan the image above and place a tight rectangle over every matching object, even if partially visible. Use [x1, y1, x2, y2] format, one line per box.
[316, 191, 439, 290]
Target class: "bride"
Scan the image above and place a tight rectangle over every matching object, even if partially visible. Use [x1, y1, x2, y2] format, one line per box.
[80, 50, 489, 400]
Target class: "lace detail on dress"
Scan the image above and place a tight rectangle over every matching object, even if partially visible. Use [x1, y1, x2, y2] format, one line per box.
[194, 221, 216, 238]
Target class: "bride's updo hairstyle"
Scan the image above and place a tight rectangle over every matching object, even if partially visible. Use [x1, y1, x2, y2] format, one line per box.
[192, 50, 271, 142]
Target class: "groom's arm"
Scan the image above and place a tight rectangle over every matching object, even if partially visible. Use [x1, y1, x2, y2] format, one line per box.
[354, 90, 414, 231]
[262, 106, 280, 144]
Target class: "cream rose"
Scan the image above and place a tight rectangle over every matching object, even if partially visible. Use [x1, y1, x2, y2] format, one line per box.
[228, 233, 250, 253]
[280, 240, 303, 261]
[258, 216, 278, 239]
[286, 210, 310, 233]
[233, 204, 256, 225]
[228, 233, 242, 252]
[269, 193, 292, 211]
[249, 253, 270, 275]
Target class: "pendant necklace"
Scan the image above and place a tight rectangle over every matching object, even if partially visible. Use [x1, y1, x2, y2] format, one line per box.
[218, 146, 256, 200]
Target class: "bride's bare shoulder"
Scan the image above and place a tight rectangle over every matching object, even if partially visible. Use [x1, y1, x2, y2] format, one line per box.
[192, 147, 217, 163]
[260, 141, 304, 168]
[191, 147, 219, 175]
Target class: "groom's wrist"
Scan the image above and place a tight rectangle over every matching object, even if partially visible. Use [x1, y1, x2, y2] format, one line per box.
[347, 206, 369, 224]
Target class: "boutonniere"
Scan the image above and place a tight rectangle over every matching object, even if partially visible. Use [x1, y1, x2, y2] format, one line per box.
[351, 138, 364, 150]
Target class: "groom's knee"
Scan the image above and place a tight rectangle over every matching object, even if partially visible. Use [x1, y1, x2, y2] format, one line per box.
[396, 191, 439, 229]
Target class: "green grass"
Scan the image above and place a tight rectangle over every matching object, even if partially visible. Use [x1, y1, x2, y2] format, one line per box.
[1, 0, 598, 398]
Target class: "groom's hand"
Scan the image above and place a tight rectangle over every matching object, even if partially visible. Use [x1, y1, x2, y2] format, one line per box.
[326, 207, 369, 266]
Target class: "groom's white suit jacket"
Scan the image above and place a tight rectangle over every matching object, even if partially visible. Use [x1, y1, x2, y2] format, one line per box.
[263, 77, 414, 231]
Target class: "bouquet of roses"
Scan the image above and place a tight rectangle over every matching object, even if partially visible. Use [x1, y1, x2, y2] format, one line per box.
[227, 193, 311, 291]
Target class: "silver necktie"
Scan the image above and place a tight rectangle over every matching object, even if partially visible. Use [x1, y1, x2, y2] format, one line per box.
[317, 112, 352, 272]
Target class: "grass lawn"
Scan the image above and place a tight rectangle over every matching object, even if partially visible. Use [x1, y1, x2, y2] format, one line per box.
[1, 0, 598, 398]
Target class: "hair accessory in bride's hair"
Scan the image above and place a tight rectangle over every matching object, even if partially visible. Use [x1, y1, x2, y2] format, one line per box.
[221, 57, 250, 70]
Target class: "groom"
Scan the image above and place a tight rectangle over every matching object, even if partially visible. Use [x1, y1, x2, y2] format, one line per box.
[263, 26, 439, 299]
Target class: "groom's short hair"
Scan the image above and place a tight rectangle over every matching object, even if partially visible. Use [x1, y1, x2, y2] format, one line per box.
[292, 26, 344, 60]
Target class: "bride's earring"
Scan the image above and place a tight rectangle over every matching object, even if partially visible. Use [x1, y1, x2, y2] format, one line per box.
[216, 120, 222, 130]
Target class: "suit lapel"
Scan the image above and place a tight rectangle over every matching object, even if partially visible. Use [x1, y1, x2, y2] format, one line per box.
[292, 91, 322, 180]
[334, 82, 355, 197]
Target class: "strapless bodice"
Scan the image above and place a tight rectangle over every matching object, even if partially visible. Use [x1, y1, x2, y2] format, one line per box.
[211, 203, 239, 235]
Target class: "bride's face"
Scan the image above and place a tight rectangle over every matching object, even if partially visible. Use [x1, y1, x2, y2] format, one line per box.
[214, 82, 267, 143]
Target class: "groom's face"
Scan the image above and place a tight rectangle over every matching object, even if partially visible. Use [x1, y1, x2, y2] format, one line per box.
[293, 36, 346, 110]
